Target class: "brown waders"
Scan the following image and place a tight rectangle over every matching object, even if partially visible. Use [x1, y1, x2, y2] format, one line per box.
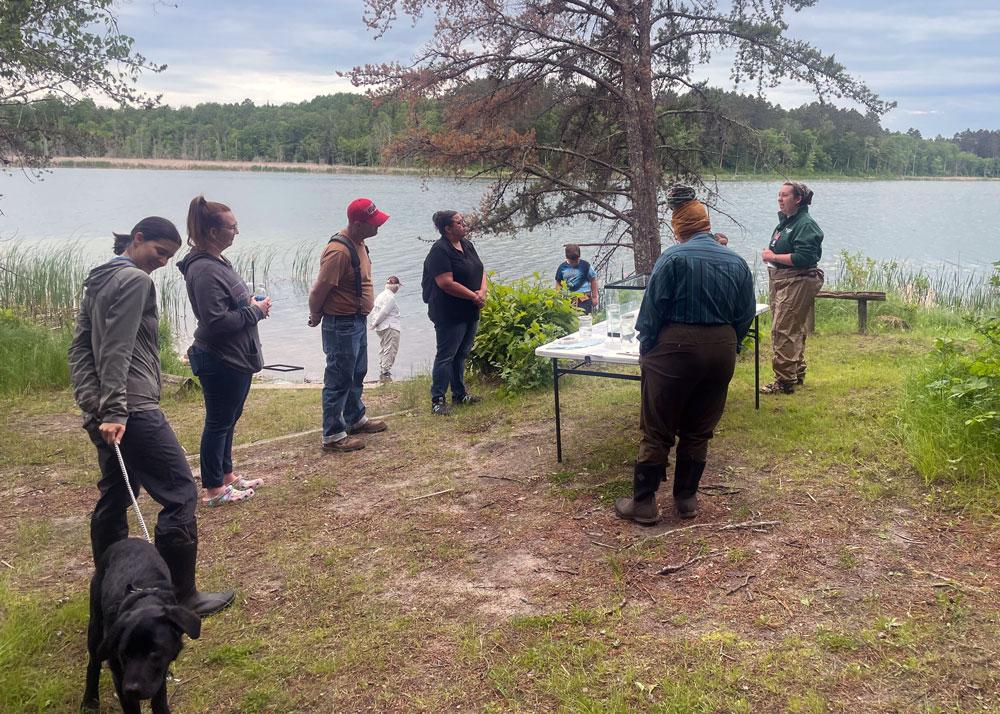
[767, 266, 824, 389]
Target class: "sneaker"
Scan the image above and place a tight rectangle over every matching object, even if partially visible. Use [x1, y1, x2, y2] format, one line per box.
[760, 381, 795, 395]
[613, 496, 660, 525]
[431, 398, 452, 416]
[348, 419, 388, 435]
[452, 393, 482, 406]
[322, 436, 365, 452]
[379, 374, 393, 383]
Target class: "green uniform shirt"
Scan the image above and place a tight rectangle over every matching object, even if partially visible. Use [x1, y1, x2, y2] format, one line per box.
[767, 205, 823, 269]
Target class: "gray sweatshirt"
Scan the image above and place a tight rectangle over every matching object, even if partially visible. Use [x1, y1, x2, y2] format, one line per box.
[68, 257, 162, 425]
[176, 251, 264, 374]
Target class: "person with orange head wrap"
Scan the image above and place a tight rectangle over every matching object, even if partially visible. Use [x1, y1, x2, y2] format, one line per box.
[615, 187, 756, 524]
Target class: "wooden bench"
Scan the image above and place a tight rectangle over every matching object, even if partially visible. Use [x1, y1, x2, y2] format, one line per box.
[806, 291, 887, 334]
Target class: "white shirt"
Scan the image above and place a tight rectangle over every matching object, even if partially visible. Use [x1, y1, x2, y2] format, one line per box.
[369, 287, 401, 332]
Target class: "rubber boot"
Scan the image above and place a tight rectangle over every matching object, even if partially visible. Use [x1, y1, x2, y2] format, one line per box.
[614, 462, 666, 525]
[155, 524, 235, 617]
[90, 513, 129, 567]
[673, 459, 706, 519]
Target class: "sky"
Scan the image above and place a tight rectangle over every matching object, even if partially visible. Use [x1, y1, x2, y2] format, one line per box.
[114, 0, 1000, 137]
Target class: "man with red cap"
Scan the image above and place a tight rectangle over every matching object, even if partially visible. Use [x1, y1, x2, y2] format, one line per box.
[308, 198, 390, 452]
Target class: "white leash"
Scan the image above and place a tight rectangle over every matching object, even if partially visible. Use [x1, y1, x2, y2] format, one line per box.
[113, 442, 152, 543]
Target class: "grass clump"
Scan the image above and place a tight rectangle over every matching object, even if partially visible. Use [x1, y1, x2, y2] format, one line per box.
[900, 274, 1000, 491]
[0, 310, 72, 395]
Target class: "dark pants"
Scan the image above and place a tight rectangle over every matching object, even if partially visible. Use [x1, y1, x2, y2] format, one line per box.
[189, 347, 253, 489]
[572, 296, 594, 315]
[321, 314, 368, 443]
[636, 324, 736, 496]
[431, 318, 479, 401]
[86, 409, 197, 557]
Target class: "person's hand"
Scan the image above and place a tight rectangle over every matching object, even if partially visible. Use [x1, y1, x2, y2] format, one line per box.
[254, 296, 272, 318]
[99, 422, 125, 446]
[472, 291, 486, 308]
[592, 296, 600, 310]
[762, 248, 776, 262]
[714, 232, 729, 246]
[308, 313, 321, 327]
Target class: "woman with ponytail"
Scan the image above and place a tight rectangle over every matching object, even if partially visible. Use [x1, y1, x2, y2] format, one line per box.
[760, 181, 825, 395]
[69, 217, 235, 616]
[178, 196, 270, 507]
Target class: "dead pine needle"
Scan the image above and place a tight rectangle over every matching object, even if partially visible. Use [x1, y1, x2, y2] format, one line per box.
[657, 550, 724, 576]
[726, 573, 757, 596]
[409, 488, 455, 502]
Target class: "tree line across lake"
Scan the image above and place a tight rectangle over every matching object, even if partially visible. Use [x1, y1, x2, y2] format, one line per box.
[21, 88, 1000, 178]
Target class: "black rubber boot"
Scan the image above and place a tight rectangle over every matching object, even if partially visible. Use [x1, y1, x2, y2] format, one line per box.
[614, 462, 666, 525]
[673, 459, 706, 519]
[90, 513, 128, 567]
[155, 524, 235, 617]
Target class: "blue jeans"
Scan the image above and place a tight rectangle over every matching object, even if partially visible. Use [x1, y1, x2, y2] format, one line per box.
[189, 347, 253, 489]
[322, 314, 368, 443]
[431, 318, 479, 401]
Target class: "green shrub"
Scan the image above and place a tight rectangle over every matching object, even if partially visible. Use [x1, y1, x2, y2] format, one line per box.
[470, 275, 578, 394]
[901, 263, 1000, 486]
[0, 310, 72, 395]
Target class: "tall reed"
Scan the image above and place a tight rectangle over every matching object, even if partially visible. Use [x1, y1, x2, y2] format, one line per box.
[0, 244, 89, 325]
[831, 251, 998, 313]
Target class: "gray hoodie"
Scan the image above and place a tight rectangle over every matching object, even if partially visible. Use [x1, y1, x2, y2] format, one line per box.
[176, 251, 264, 374]
[68, 257, 162, 425]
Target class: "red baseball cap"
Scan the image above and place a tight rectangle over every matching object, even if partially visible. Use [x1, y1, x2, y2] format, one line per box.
[347, 198, 389, 227]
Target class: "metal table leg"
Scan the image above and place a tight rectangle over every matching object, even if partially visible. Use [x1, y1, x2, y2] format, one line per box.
[754, 314, 760, 410]
[552, 358, 563, 463]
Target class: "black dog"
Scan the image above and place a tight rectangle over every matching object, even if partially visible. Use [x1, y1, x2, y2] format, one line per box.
[81, 538, 201, 714]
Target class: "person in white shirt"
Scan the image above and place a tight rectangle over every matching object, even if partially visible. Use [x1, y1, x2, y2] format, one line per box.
[369, 275, 402, 382]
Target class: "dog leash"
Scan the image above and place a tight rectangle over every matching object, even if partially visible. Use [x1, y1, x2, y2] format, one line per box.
[113, 442, 152, 543]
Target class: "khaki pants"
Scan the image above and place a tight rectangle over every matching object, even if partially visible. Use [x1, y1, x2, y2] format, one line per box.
[637, 324, 737, 467]
[376, 328, 400, 380]
[768, 266, 824, 384]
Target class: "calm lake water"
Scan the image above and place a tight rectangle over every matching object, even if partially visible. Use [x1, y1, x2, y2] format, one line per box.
[2, 169, 998, 380]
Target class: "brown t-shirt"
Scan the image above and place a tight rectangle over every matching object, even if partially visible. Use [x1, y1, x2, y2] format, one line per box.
[308, 236, 375, 317]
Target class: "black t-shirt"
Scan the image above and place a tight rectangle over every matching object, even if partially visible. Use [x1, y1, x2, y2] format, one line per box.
[423, 237, 484, 325]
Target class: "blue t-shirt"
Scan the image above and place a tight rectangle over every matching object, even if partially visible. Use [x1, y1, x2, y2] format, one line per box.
[555, 260, 597, 296]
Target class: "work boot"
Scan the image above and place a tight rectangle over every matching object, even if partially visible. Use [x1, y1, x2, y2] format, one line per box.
[155, 525, 235, 617]
[90, 514, 129, 567]
[322, 436, 365, 452]
[348, 419, 387, 435]
[760, 380, 795, 394]
[673, 459, 707, 519]
[614, 496, 660, 525]
[614, 462, 666, 525]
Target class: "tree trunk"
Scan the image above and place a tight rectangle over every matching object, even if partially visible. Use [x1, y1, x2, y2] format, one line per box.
[617, 1, 660, 275]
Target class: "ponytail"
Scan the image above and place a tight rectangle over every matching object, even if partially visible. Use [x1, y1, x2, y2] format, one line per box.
[112, 216, 181, 255]
[186, 195, 231, 250]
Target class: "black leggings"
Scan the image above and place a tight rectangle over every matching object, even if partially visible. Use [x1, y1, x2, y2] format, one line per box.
[86, 408, 197, 544]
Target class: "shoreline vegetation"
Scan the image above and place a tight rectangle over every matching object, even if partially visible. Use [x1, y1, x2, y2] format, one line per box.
[47, 156, 1000, 180]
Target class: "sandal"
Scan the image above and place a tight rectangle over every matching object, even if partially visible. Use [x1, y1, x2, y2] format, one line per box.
[229, 475, 264, 490]
[203, 484, 254, 507]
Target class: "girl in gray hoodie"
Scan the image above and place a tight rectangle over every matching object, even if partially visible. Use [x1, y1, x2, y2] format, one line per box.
[178, 196, 271, 506]
[69, 216, 234, 617]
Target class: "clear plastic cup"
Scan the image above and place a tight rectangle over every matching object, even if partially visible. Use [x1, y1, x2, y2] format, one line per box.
[578, 314, 593, 338]
[606, 303, 621, 342]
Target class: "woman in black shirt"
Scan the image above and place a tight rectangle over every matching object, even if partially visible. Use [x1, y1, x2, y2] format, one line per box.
[421, 210, 487, 415]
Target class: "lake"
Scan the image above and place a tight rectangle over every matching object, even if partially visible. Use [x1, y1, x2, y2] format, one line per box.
[1, 169, 997, 380]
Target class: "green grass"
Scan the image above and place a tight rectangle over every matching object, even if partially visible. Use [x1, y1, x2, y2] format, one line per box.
[0, 311, 72, 396]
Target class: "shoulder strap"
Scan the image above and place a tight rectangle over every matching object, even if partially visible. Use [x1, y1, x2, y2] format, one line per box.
[329, 235, 363, 308]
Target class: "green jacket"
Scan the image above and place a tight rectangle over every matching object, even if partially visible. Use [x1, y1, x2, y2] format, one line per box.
[768, 205, 823, 269]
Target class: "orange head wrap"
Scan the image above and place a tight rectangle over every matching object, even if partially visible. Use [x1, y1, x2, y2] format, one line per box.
[670, 200, 711, 242]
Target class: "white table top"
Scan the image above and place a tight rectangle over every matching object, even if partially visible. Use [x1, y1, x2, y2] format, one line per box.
[535, 303, 769, 365]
